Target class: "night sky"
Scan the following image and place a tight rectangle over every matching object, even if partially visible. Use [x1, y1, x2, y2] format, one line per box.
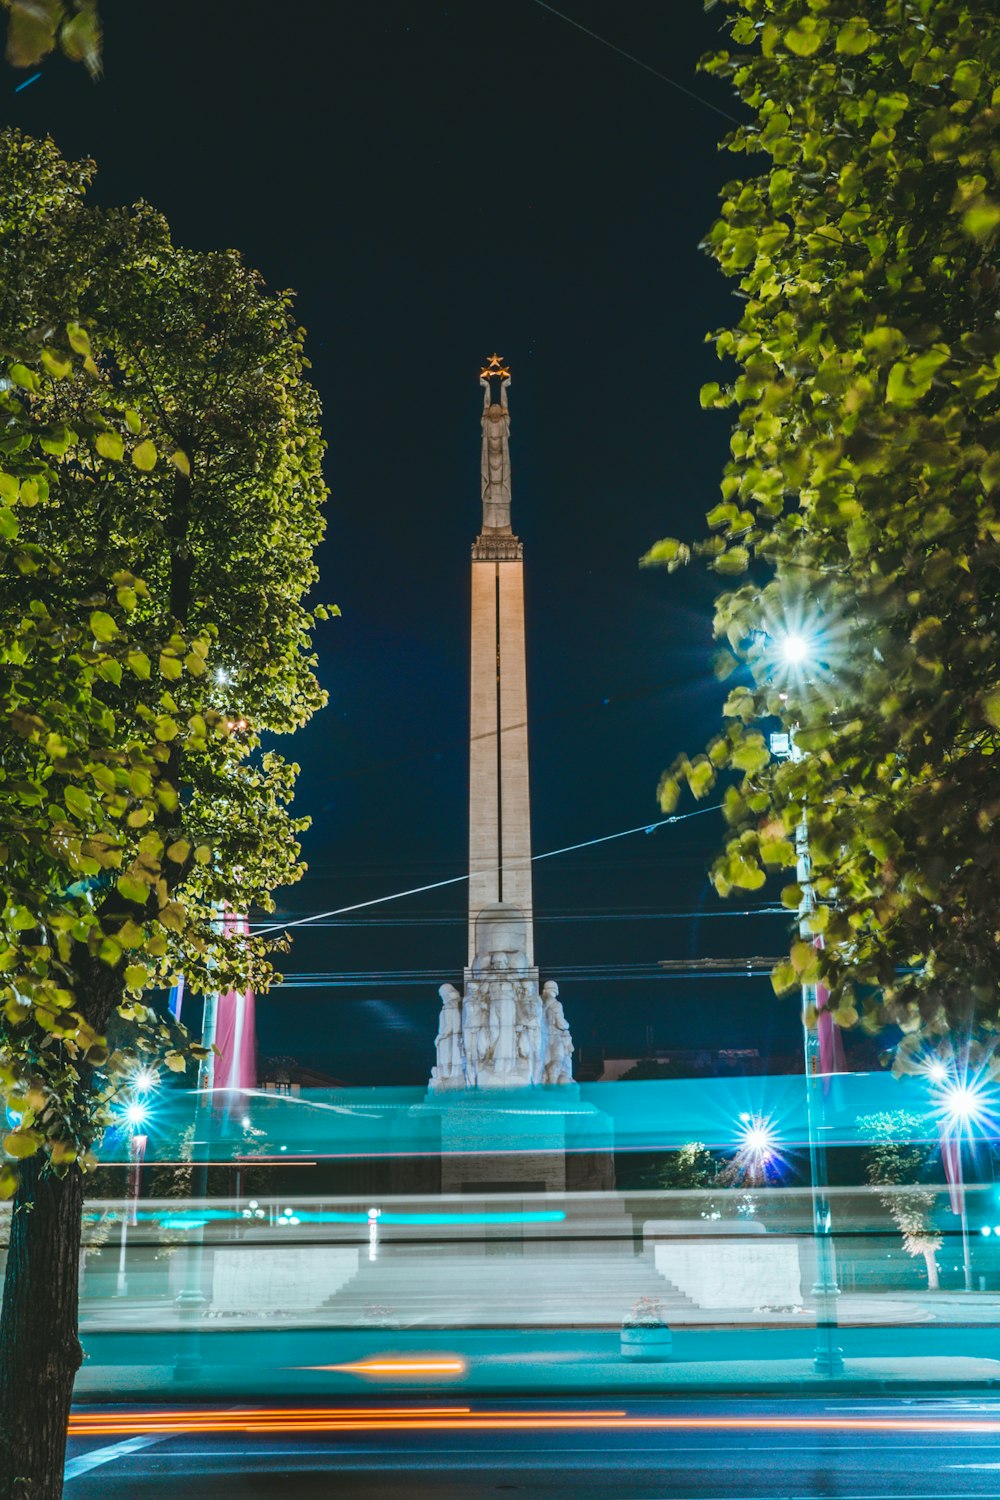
[3, 1, 801, 1081]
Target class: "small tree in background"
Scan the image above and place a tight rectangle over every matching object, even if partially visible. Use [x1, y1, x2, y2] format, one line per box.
[625, 1140, 716, 1192]
[861, 1111, 943, 1289]
[646, 0, 1000, 1054]
[0, 131, 329, 1497]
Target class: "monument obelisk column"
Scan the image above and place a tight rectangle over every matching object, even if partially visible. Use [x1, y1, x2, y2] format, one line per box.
[467, 353, 534, 967]
[429, 356, 574, 1094]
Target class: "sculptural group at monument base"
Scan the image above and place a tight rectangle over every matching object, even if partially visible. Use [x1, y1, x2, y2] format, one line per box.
[430, 903, 574, 1091]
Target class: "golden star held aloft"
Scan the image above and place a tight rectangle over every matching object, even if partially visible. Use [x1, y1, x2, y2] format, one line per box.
[480, 352, 511, 379]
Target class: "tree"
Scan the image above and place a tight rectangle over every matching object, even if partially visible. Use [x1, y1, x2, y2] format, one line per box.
[860, 1110, 943, 1289]
[2, 1, 100, 77]
[624, 1141, 715, 1191]
[645, 0, 1000, 1055]
[0, 130, 329, 1498]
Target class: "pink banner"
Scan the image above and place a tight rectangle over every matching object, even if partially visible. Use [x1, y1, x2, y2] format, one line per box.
[939, 1127, 964, 1215]
[213, 910, 257, 1092]
[816, 982, 846, 1078]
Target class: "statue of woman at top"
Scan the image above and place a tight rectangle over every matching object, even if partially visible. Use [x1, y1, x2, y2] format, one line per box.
[480, 373, 512, 531]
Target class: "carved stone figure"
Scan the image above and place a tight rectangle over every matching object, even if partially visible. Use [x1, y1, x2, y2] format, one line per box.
[517, 985, 543, 1086]
[430, 983, 464, 1087]
[492, 979, 519, 1079]
[480, 374, 512, 531]
[461, 982, 490, 1086]
[542, 980, 574, 1085]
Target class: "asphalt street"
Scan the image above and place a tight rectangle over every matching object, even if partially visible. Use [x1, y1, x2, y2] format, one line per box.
[64, 1397, 1000, 1498]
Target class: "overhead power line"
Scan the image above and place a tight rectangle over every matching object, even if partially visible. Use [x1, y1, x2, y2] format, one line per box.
[529, 0, 741, 126]
[250, 906, 786, 930]
[253, 804, 722, 938]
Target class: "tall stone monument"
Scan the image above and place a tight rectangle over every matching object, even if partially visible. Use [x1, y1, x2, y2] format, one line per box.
[430, 356, 574, 1095]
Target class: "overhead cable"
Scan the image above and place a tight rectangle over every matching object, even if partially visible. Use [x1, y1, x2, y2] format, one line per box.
[253, 804, 722, 937]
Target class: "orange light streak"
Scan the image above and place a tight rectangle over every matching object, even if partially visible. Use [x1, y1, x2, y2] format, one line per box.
[68, 1411, 1000, 1439]
[319, 1358, 467, 1376]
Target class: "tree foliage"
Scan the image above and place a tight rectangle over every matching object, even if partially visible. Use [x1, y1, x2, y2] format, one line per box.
[2, 0, 100, 77]
[0, 129, 330, 1192]
[860, 1109, 942, 1284]
[647, 0, 1000, 1052]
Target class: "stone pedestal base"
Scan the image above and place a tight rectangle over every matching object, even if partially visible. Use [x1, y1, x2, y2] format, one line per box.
[388, 1086, 614, 1195]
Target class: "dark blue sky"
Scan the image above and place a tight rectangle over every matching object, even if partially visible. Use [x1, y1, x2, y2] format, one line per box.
[4, 1, 802, 1080]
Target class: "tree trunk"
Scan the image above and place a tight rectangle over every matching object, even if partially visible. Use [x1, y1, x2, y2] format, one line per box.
[923, 1246, 940, 1291]
[0, 1157, 85, 1500]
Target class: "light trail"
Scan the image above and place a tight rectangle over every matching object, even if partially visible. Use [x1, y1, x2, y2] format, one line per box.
[322, 1358, 467, 1376]
[68, 1409, 1000, 1438]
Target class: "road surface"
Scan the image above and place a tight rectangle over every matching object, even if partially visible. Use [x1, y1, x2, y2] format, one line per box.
[65, 1396, 1000, 1497]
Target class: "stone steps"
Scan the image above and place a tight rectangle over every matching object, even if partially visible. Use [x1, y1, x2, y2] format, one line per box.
[321, 1249, 690, 1325]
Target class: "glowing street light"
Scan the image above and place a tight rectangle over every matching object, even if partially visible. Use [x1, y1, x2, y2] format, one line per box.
[115, 1096, 150, 1297]
[778, 631, 811, 667]
[132, 1066, 158, 1095]
[739, 1115, 776, 1161]
[932, 1072, 993, 1292]
[935, 1077, 989, 1132]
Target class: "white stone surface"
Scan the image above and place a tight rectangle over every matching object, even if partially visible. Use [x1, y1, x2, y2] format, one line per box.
[654, 1239, 802, 1310]
[210, 1246, 358, 1314]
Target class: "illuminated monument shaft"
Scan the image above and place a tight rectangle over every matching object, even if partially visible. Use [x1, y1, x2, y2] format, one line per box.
[468, 362, 533, 962]
[430, 357, 573, 1091]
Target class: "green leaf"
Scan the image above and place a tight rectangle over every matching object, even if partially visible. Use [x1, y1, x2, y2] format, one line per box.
[657, 775, 680, 814]
[170, 449, 191, 476]
[95, 431, 124, 461]
[59, 6, 103, 78]
[784, 17, 827, 56]
[64, 785, 92, 819]
[89, 610, 118, 643]
[40, 347, 72, 379]
[770, 961, 798, 996]
[980, 454, 1000, 494]
[0, 508, 18, 540]
[2, 1130, 41, 1160]
[962, 200, 1000, 242]
[154, 716, 180, 742]
[836, 19, 875, 54]
[9, 363, 38, 391]
[731, 735, 770, 774]
[116, 874, 150, 905]
[66, 322, 91, 355]
[712, 546, 750, 575]
[123, 964, 147, 990]
[131, 439, 157, 471]
[0, 1165, 18, 1199]
[727, 854, 766, 890]
[873, 92, 909, 128]
[127, 650, 151, 679]
[759, 837, 795, 867]
[687, 758, 715, 800]
[39, 423, 74, 456]
[982, 690, 1000, 730]
[640, 537, 689, 568]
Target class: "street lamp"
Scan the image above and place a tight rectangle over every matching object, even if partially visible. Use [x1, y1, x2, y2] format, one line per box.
[932, 1073, 990, 1292]
[778, 632, 811, 667]
[133, 1065, 158, 1095]
[769, 634, 843, 1377]
[115, 1099, 149, 1298]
